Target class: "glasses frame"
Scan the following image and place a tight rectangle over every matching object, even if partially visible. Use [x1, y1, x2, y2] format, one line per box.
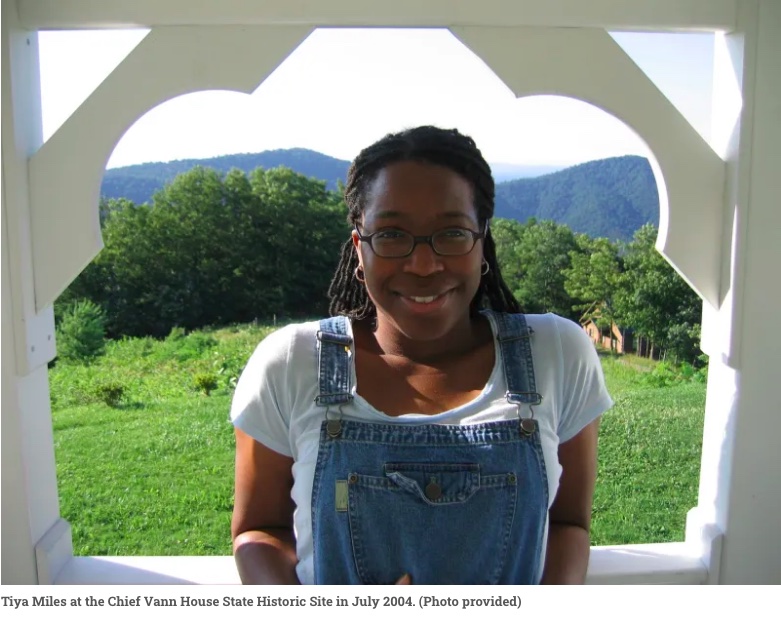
[354, 224, 488, 258]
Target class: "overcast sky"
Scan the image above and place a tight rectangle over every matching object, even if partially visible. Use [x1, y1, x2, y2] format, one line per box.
[38, 28, 715, 169]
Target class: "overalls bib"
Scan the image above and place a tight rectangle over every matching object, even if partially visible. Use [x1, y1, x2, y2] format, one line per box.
[310, 311, 548, 584]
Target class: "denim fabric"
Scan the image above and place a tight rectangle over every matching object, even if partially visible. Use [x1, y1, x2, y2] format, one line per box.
[311, 311, 548, 584]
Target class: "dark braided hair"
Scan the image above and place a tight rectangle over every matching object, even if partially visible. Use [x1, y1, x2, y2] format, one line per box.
[327, 126, 521, 319]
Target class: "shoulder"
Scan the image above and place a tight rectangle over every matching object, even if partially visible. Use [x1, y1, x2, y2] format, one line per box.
[522, 313, 595, 362]
[243, 320, 321, 370]
[524, 314, 612, 441]
[232, 321, 320, 407]
[230, 321, 323, 453]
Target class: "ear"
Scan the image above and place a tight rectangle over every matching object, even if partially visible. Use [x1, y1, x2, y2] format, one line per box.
[351, 229, 364, 266]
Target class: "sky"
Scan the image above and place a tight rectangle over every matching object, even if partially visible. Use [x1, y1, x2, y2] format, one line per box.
[37, 28, 715, 170]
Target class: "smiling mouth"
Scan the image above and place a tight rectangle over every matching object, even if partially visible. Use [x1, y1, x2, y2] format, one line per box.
[396, 289, 453, 311]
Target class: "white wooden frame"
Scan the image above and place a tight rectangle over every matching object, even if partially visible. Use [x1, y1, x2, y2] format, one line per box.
[3, 0, 780, 584]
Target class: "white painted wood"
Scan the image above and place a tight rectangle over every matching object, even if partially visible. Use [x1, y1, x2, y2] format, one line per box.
[28, 24, 312, 310]
[587, 544, 706, 584]
[686, 508, 724, 584]
[52, 546, 706, 584]
[35, 518, 74, 585]
[56, 556, 242, 585]
[695, 18, 752, 570]
[700, 31, 748, 367]
[1, 3, 61, 586]
[1, 209, 38, 584]
[17, 0, 738, 31]
[1, 11, 55, 372]
[452, 25, 725, 308]
[694, 359, 739, 577]
[715, 0, 781, 584]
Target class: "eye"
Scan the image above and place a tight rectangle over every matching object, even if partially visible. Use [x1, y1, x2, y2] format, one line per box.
[439, 228, 470, 239]
[374, 229, 408, 240]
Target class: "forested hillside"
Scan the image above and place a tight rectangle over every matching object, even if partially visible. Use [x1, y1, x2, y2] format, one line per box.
[494, 155, 659, 240]
[102, 150, 658, 241]
[101, 148, 351, 201]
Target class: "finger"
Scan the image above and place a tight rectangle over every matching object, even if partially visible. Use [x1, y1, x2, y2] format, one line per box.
[395, 573, 412, 585]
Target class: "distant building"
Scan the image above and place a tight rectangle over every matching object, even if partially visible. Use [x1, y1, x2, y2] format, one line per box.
[581, 317, 634, 354]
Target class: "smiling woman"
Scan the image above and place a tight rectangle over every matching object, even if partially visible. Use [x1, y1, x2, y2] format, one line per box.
[230, 126, 613, 585]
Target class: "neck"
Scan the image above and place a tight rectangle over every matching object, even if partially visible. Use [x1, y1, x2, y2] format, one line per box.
[364, 313, 489, 365]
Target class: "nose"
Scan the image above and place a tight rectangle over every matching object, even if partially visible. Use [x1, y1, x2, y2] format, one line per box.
[403, 241, 444, 276]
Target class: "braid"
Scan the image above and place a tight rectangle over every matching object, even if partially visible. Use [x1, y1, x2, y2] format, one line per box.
[475, 231, 522, 314]
[327, 239, 376, 319]
[328, 125, 522, 318]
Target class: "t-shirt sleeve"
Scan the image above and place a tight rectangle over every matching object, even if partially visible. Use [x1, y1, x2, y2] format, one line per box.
[230, 327, 294, 457]
[552, 315, 614, 443]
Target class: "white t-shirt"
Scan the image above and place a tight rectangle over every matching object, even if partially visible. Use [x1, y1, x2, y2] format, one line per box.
[231, 312, 613, 584]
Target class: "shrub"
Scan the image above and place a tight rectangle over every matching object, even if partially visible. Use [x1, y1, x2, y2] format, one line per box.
[642, 361, 709, 387]
[56, 299, 107, 363]
[193, 372, 218, 396]
[95, 382, 126, 407]
[160, 328, 218, 362]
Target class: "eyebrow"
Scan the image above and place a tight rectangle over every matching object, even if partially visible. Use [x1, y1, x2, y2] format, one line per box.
[372, 210, 476, 220]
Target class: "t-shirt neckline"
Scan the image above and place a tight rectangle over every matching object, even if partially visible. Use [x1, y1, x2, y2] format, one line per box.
[344, 312, 502, 423]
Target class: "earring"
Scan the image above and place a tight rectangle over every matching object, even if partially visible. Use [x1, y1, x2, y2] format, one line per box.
[481, 259, 490, 276]
[354, 266, 366, 283]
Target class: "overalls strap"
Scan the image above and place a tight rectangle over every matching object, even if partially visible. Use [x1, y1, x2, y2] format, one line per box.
[315, 316, 353, 407]
[488, 312, 543, 408]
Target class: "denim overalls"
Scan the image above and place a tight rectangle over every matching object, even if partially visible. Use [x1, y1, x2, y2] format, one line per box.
[310, 311, 548, 584]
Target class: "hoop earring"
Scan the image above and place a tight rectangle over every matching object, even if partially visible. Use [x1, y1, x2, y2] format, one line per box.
[354, 266, 366, 283]
[481, 259, 490, 276]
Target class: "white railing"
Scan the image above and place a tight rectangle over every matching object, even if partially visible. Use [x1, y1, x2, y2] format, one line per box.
[53, 544, 706, 585]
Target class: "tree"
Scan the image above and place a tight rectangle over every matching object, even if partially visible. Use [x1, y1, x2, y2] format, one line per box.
[60, 165, 349, 337]
[564, 234, 623, 348]
[55, 299, 107, 362]
[512, 219, 578, 317]
[491, 217, 527, 296]
[614, 224, 702, 362]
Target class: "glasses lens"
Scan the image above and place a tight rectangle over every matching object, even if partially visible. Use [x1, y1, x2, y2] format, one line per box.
[371, 230, 414, 257]
[432, 228, 475, 256]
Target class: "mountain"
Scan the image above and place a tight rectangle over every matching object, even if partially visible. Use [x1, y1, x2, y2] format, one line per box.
[490, 163, 565, 182]
[101, 149, 352, 203]
[101, 150, 562, 205]
[102, 150, 658, 241]
[494, 155, 658, 240]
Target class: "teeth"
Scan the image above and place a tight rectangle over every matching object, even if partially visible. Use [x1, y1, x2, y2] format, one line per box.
[410, 296, 436, 303]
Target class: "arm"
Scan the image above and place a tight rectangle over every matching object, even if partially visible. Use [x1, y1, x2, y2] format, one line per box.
[231, 427, 300, 584]
[540, 417, 600, 584]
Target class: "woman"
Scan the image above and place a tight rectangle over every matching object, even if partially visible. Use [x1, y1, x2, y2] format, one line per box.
[230, 126, 612, 585]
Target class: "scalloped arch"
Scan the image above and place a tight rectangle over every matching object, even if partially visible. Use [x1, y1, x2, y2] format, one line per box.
[453, 26, 725, 307]
[29, 25, 313, 310]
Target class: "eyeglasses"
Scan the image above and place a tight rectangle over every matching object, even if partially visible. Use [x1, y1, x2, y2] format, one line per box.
[355, 224, 487, 258]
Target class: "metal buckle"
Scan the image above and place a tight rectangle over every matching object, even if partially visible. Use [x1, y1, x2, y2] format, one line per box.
[324, 405, 346, 438]
[516, 404, 536, 435]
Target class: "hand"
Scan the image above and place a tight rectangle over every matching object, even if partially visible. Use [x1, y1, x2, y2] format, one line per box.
[395, 574, 412, 585]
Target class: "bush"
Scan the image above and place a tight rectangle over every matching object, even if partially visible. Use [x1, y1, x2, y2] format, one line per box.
[193, 372, 218, 396]
[56, 300, 107, 363]
[94, 382, 126, 407]
[642, 361, 708, 388]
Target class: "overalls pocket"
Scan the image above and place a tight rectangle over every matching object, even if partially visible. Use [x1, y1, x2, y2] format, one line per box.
[347, 462, 518, 584]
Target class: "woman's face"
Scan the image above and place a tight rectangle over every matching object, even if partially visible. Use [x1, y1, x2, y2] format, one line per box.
[352, 160, 484, 343]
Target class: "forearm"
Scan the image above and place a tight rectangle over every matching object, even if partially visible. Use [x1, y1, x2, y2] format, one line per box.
[233, 528, 300, 585]
[540, 522, 591, 584]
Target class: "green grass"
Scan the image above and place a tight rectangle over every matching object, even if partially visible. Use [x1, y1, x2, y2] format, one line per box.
[592, 352, 705, 544]
[51, 323, 275, 556]
[50, 329, 705, 555]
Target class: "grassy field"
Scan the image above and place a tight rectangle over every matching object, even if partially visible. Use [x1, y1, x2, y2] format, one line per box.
[49, 325, 705, 555]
